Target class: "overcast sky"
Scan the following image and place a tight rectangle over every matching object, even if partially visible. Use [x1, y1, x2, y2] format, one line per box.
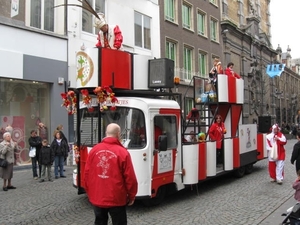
[270, 0, 300, 59]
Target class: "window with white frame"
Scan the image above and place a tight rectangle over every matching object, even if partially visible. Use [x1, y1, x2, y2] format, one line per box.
[30, 0, 54, 31]
[165, 0, 176, 22]
[183, 46, 193, 80]
[182, 3, 192, 30]
[82, 0, 105, 34]
[135, 12, 151, 50]
[166, 40, 177, 67]
[210, 18, 218, 42]
[198, 51, 207, 77]
[197, 11, 206, 36]
[209, 0, 217, 5]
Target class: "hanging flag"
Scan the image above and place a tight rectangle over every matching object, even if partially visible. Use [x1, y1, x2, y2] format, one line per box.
[266, 64, 285, 78]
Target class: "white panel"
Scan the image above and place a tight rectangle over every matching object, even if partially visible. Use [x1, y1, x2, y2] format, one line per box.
[236, 79, 244, 104]
[0, 49, 23, 79]
[206, 141, 216, 176]
[224, 108, 231, 138]
[133, 55, 153, 90]
[0, 25, 67, 62]
[239, 124, 257, 154]
[217, 75, 228, 102]
[76, 48, 99, 89]
[263, 133, 267, 158]
[182, 145, 199, 184]
[224, 139, 233, 171]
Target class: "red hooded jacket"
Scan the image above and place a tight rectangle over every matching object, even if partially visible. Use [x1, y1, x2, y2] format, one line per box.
[209, 122, 226, 149]
[84, 137, 137, 208]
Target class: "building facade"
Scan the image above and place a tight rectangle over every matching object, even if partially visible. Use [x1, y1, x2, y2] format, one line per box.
[159, 0, 224, 116]
[221, 0, 300, 127]
[0, 0, 69, 165]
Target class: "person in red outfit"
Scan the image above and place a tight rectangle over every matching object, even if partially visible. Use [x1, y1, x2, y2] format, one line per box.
[209, 115, 226, 165]
[94, 13, 123, 50]
[266, 124, 287, 184]
[224, 62, 241, 79]
[84, 123, 137, 225]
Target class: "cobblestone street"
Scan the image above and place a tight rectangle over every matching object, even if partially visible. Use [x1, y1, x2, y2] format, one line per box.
[0, 139, 298, 225]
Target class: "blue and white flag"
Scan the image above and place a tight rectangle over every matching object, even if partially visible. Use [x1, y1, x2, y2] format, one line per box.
[266, 64, 285, 78]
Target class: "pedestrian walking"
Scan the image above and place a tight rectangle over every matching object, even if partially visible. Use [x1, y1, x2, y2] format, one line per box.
[84, 123, 137, 225]
[266, 124, 287, 184]
[0, 132, 17, 191]
[39, 140, 54, 182]
[28, 130, 42, 179]
[291, 131, 300, 173]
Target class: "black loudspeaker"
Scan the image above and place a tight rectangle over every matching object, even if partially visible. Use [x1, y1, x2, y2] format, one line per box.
[258, 116, 271, 133]
[148, 58, 174, 88]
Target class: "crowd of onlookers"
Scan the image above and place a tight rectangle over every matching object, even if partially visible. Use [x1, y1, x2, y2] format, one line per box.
[0, 123, 70, 192]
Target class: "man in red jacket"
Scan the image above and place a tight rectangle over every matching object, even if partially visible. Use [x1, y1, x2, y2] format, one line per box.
[224, 62, 241, 79]
[84, 123, 137, 225]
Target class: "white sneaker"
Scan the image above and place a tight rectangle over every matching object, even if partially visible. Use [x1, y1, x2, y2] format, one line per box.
[277, 180, 283, 184]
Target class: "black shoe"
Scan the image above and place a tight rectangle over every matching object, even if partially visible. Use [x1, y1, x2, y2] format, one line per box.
[60, 176, 66, 178]
[39, 179, 44, 183]
[7, 186, 16, 189]
[48, 179, 53, 182]
[55, 176, 59, 179]
[3, 187, 8, 191]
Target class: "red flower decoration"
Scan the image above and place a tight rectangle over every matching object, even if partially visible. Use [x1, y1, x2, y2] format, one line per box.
[60, 91, 77, 115]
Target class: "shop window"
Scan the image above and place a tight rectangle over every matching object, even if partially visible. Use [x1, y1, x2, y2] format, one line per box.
[0, 78, 50, 165]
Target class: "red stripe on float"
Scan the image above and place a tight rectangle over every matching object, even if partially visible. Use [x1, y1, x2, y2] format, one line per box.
[233, 137, 240, 168]
[198, 142, 207, 180]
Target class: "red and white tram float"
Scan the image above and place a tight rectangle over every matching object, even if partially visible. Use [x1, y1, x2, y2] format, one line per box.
[68, 47, 267, 206]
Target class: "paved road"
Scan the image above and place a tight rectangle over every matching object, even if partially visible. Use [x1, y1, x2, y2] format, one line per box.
[0, 139, 298, 225]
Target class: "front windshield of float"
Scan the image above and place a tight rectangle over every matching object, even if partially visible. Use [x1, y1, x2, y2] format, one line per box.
[78, 105, 146, 149]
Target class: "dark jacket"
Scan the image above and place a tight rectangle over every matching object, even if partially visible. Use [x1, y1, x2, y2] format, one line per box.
[28, 136, 42, 160]
[50, 139, 69, 158]
[39, 145, 54, 165]
[291, 141, 300, 172]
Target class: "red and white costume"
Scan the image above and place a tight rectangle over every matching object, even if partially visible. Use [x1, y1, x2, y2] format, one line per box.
[266, 124, 287, 182]
[94, 13, 123, 50]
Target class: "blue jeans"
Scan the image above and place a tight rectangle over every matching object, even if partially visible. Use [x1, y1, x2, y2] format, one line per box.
[31, 157, 41, 177]
[54, 156, 65, 177]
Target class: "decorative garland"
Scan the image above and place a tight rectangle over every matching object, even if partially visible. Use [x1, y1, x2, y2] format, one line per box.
[60, 90, 77, 115]
[61, 86, 118, 115]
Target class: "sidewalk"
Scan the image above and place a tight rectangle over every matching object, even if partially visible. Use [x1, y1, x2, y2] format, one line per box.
[260, 195, 297, 224]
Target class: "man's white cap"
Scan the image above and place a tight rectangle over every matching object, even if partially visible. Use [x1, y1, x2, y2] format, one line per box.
[94, 13, 106, 29]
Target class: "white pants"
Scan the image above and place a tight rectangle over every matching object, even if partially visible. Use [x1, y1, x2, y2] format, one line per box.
[275, 160, 284, 181]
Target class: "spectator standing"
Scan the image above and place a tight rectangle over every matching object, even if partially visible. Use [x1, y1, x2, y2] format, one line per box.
[291, 131, 300, 173]
[84, 123, 137, 225]
[54, 124, 68, 144]
[0, 132, 17, 191]
[28, 130, 42, 179]
[39, 139, 54, 182]
[51, 131, 69, 179]
[266, 124, 287, 184]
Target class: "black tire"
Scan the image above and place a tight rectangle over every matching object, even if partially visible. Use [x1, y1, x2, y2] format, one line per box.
[234, 166, 246, 178]
[142, 185, 167, 206]
[245, 164, 254, 174]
